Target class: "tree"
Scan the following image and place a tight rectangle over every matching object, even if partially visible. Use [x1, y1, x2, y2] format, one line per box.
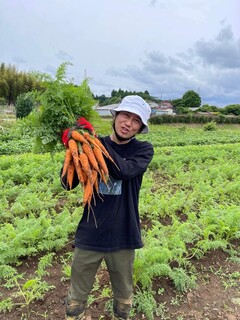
[221, 104, 240, 116]
[0, 62, 43, 105]
[0, 78, 9, 99]
[171, 98, 184, 113]
[182, 90, 201, 108]
[95, 94, 107, 106]
[15, 92, 34, 118]
[195, 104, 219, 113]
[111, 89, 118, 97]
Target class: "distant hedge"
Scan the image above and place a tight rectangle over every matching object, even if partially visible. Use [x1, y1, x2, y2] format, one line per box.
[149, 114, 240, 124]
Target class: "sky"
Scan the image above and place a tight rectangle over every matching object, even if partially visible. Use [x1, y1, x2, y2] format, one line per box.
[1, 0, 240, 106]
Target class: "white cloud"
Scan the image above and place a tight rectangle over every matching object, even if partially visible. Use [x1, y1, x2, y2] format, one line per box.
[194, 25, 240, 69]
[94, 23, 240, 106]
[0, 0, 239, 106]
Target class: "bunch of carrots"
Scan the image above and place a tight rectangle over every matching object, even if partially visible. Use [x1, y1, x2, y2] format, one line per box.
[61, 128, 118, 218]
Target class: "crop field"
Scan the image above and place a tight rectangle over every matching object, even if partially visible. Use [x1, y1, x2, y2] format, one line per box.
[0, 119, 240, 320]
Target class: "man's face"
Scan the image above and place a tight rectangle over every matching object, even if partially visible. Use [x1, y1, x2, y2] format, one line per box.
[114, 111, 143, 140]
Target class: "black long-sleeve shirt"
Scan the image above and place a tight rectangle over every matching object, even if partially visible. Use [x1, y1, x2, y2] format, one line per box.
[61, 135, 154, 252]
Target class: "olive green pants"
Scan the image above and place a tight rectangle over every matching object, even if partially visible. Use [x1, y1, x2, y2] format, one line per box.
[68, 247, 135, 318]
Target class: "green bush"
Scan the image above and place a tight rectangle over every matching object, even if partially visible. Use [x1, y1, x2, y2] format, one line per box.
[203, 121, 217, 131]
[149, 114, 240, 125]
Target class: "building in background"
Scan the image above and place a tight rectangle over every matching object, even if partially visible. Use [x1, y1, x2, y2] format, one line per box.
[94, 100, 174, 117]
[93, 104, 119, 116]
[151, 101, 174, 115]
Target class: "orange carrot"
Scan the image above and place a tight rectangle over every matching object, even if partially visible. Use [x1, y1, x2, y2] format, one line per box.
[92, 169, 98, 191]
[82, 143, 99, 171]
[83, 177, 93, 207]
[93, 146, 109, 176]
[91, 135, 110, 155]
[85, 178, 98, 228]
[67, 161, 75, 190]
[89, 171, 98, 206]
[100, 168, 109, 185]
[79, 152, 93, 184]
[95, 137, 120, 170]
[80, 164, 88, 183]
[68, 139, 85, 184]
[68, 138, 79, 158]
[84, 132, 119, 170]
[61, 148, 72, 177]
[78, 163, 87, 184]
[83, 132, 99, 146]
[71, 130, 89, 144]
[92, 169, 103, 202]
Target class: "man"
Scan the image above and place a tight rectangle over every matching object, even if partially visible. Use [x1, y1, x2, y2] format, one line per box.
[61, 95, 154, 319]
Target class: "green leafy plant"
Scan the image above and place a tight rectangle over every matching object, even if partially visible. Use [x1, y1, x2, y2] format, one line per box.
[133, 288, 158, 320]
[0, 296, 14, 313]
[0, 254, 55, 318]
[13, 277, 54, 319]
[18, 62, 96, 153]
[203, 121, 217, 131]
[60, 252, 73, 282]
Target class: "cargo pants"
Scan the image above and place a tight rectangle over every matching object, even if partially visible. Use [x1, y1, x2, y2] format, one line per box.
[66, 247, 135, 319]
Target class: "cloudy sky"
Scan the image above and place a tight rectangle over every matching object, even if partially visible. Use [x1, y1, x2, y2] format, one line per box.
[1, 0, 240, 106]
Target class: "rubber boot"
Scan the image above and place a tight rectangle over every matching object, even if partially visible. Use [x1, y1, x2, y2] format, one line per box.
[112, 299, 131, 319]
[65, 298, 86, 320]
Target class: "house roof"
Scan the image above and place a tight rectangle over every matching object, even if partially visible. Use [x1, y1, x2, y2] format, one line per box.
[160, 102, 173, 108]
[95, 103, 119, 111]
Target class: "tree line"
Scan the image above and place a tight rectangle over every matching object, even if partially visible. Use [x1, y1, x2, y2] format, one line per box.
[95, 89, 202, 110]
[96, 88, 240, 116]
[94, 89, 161, 106]
[0, 63, 43, 105]
[0, 62, 239, 117]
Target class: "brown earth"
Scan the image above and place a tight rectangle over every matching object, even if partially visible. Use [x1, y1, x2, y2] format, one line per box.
[1, 242, 239, 320]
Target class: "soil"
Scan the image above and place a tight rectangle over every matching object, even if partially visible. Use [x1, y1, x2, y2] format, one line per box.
[1, 241, 239, 320]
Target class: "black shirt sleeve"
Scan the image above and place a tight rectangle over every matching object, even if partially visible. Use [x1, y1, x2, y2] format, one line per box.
[102, 137, 154, 180]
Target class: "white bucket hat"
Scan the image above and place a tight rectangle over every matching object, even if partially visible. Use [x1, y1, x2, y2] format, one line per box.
[110, 95, 151, 133]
